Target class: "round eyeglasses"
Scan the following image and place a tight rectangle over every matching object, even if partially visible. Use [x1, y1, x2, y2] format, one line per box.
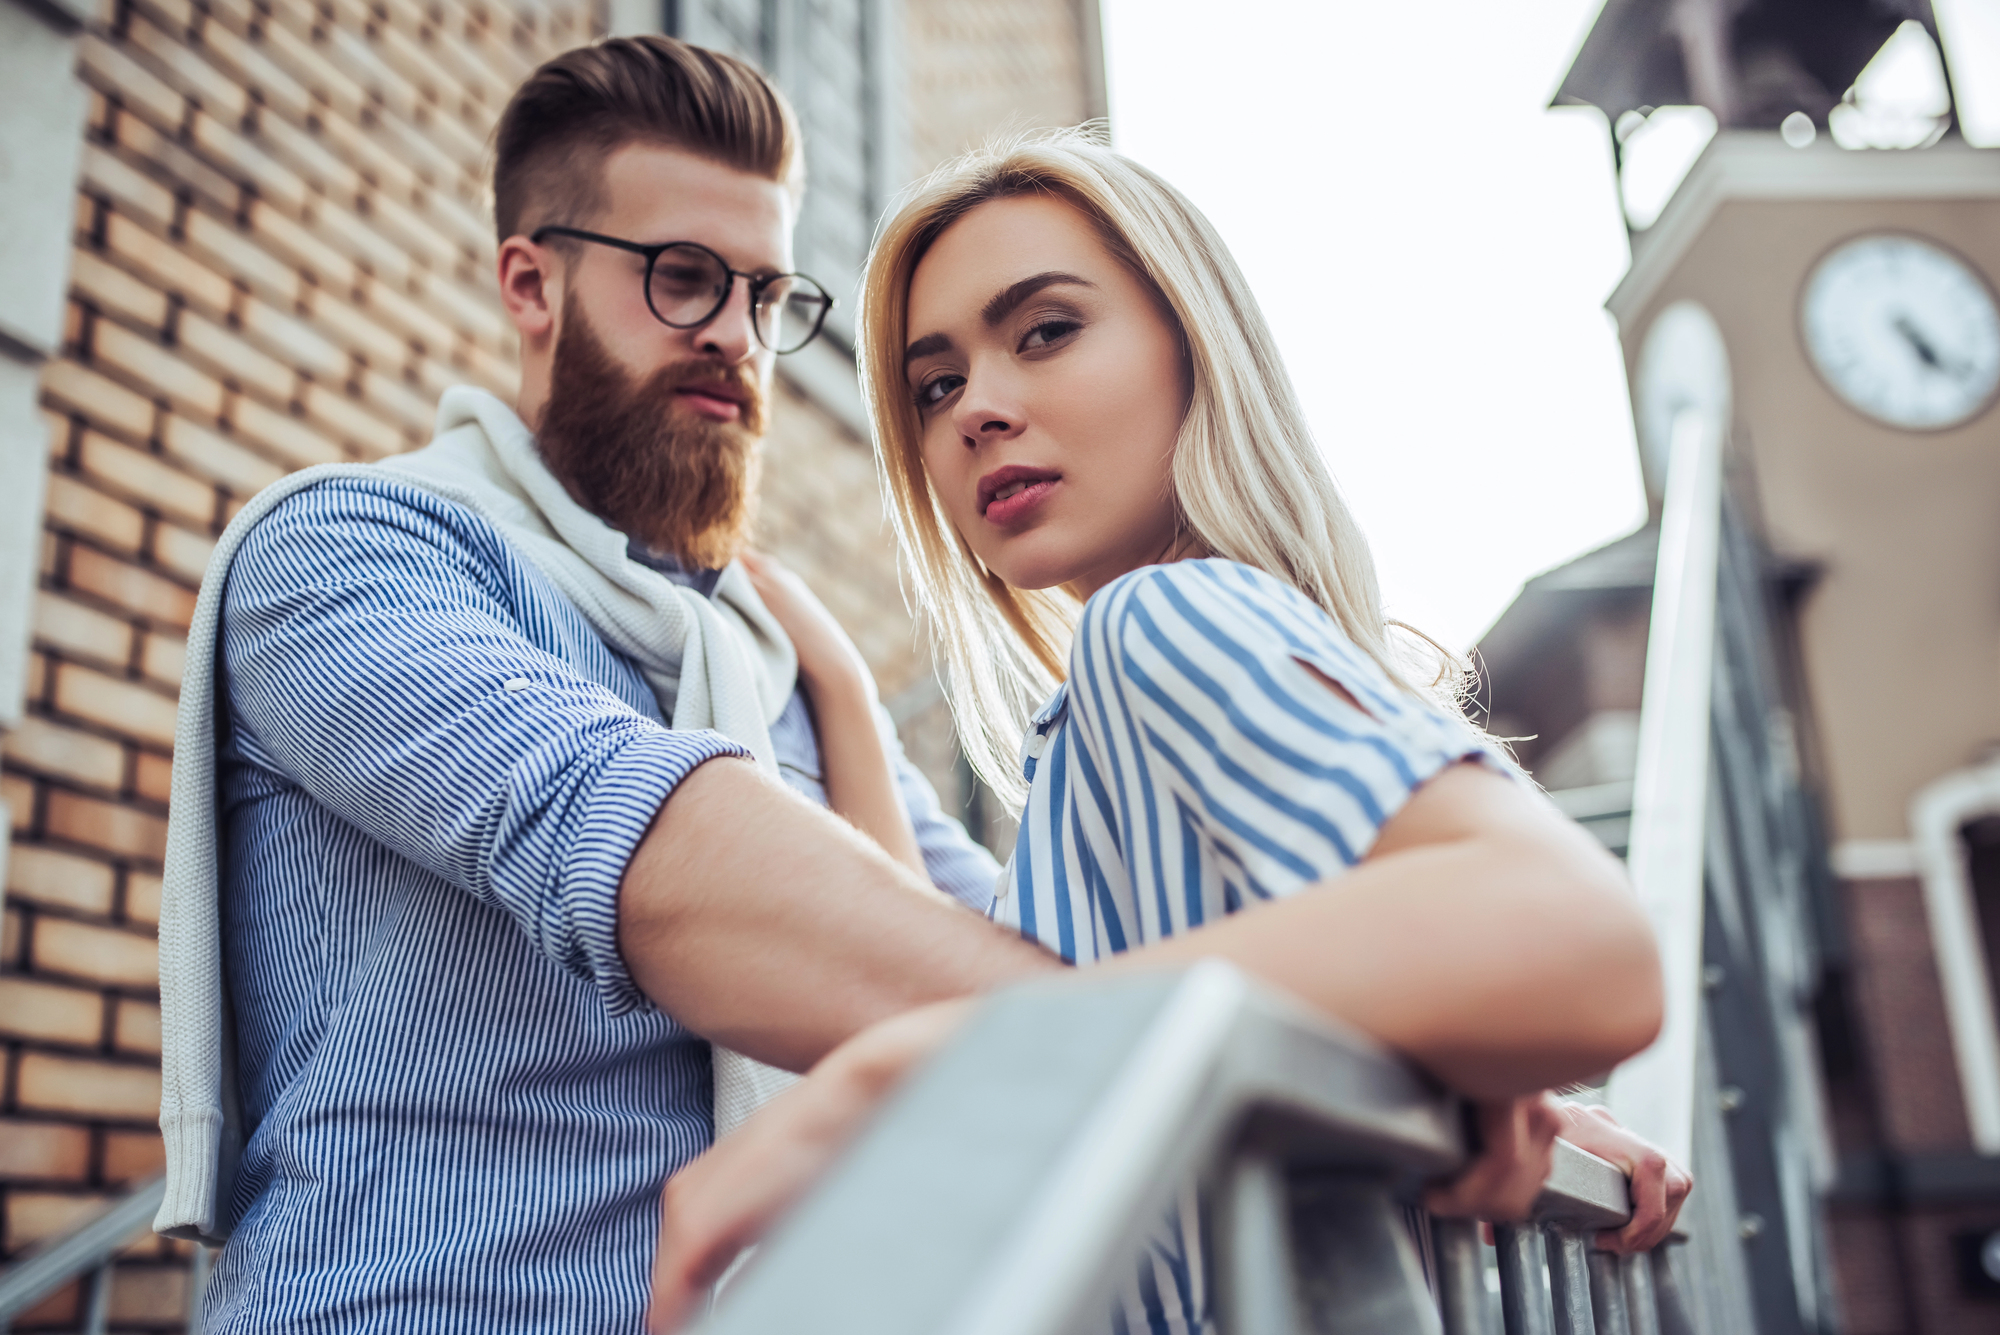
[530, 226, 835, 355]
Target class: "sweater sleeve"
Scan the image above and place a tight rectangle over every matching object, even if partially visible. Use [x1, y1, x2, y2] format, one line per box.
[219, 478, 747, 1016]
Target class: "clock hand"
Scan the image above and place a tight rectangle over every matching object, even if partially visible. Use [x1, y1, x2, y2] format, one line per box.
[1892, 314, 1969, 380]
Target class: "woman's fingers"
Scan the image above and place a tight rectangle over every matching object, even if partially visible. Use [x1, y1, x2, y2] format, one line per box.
[1421, 1094, 1696, 1253]
[1604, 1153, 1693, 1253]
[1600, 1147, 1668, 1253]
[1551, 1101, 1694, 1254]
[1424, 1093, 1562, 1221]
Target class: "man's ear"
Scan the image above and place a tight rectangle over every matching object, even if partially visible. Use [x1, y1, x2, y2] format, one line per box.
[498, 235, 560, 342]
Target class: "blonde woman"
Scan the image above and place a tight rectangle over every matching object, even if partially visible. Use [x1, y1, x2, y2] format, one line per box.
[649, 133, 1688, 1331]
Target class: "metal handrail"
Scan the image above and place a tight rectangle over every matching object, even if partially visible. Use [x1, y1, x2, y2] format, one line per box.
[0, 1174, 166, 1329]
[1608, 404, 1725, 1169]
[698, 963, 1681, 1335]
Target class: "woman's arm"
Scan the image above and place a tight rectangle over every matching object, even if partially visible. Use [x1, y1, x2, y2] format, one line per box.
[1109, 761, 1659, 1096]
[740, 553, 926, 875]
[1100, 760, 1662, 1098]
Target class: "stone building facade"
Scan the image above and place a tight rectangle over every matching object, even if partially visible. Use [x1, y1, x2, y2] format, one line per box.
[0, 0, 1104, 1326]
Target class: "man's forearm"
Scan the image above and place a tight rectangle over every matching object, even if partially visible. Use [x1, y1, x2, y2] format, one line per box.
[618, 756, 1058, 1071]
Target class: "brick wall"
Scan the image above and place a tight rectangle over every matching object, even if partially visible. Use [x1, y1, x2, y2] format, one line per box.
[906, 0, 1095, 174]
[1843, 876, 1974, 1153]
[0, 1, 594, 1326]
[1825, 875, 2000, 1333]
[0, 1, 1099, 1325]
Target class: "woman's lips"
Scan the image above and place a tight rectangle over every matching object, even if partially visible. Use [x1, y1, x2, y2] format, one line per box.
[982, 477, 1059, 527]
[675, 388, 743, 422]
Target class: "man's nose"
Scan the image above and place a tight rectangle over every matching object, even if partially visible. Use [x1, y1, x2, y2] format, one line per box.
[692, 275, 759, 365]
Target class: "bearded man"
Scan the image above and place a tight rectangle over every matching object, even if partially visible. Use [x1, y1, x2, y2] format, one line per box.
[152, 35, 1059, 1332]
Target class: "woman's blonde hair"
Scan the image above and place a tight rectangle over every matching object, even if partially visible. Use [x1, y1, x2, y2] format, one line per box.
[858, 128, 1466, 801]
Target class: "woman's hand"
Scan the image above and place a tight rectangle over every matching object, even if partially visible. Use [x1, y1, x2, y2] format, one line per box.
[740, 551, 872, 697]
[738, 552, 926, 874]
[648, 1002, 974, 1333]
[1555, 1102, 1692, 1253]
[1419, 1095, 1690, 1251]
[1423, 1092, 1565, 1222]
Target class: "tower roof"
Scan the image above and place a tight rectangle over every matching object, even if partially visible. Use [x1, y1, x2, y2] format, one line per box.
[1554, 0, 1943, 128]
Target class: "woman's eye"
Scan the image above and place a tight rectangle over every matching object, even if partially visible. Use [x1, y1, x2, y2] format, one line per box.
[1021, 318, 1081, 351]
[914, 373, 965, 410]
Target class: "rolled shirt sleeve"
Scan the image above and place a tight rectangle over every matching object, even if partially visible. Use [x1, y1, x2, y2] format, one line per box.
[220, 479, 748, 1017]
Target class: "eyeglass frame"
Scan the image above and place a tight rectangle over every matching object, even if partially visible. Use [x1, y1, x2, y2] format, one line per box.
[528, 225, 835, 355]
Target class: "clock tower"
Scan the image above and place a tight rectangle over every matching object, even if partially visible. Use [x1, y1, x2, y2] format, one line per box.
[1479, 1, 2000, 1332]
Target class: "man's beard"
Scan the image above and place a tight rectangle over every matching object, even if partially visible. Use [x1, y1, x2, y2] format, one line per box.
[535, 298, 765, 570]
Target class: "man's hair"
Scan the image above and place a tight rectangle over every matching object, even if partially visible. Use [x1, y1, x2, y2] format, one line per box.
[492, 34, 801, 243]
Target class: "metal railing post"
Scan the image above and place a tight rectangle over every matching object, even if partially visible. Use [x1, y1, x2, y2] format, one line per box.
[1430, 1217, 1487, 1335]
[1287, 1175, 1442, 1335]
[1214, 1156, 1296, 1335]
[1586, 1250, 1631, 1335]
[81, 1264, 111, 1335]
[1648, 1244, 1700, 1335]
[1620, 1253, 1661, 1335]
[1543, 1227, 1596, 1335]
[1494, 1224, 1554, 1335]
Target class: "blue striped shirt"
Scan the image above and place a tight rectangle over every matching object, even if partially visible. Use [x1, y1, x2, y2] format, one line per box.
[206, 475, 997, 1333]
[995, 560, 1494, 1334]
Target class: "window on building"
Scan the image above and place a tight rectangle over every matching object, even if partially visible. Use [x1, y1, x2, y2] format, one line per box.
[1960, 814, 2000, 1022]
[672, 0, 902, 349]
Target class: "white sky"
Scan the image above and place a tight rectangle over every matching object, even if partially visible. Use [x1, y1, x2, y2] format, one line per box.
[1100, 0, 2000, 650]
[1101, 0, 1651, 650]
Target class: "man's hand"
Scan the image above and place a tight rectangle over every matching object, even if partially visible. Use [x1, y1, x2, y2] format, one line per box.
[1556, 1102, 1692, 1253]
[1423, 1092, 1565, 1221]
[647, 1002, 974, 1334]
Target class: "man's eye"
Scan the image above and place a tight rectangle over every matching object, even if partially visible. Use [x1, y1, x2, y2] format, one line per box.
[914, 373, 965, 410]
[1021, 318, 1081, 350]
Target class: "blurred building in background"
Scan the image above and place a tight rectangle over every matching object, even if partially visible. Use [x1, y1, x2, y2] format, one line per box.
[0, 0, 1103, 1326]
[1484, 1, 2000, 1331]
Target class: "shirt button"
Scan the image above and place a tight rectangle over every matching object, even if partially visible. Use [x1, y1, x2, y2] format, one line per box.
[503, 677, 532, 693]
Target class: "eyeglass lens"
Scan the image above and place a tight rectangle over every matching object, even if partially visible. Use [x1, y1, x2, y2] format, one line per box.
[647, 244, 828, 353]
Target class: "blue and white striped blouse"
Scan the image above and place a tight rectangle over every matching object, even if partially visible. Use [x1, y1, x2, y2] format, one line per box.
[993, 559, 1494, 1333]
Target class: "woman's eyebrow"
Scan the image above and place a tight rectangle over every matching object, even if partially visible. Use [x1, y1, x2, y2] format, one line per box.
[904, 331, 952, 366]
[981, 271, 1094, 327]
[902, 271, 1096, 366]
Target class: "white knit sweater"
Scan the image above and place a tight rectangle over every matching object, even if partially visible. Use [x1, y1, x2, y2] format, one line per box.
[156, 387, 802, 1242]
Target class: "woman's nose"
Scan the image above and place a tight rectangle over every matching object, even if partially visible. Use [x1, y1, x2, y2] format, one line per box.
[951, 375, 1024, 446]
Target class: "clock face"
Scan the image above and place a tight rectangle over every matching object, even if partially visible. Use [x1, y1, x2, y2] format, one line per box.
[1800, 233, 2000, 431]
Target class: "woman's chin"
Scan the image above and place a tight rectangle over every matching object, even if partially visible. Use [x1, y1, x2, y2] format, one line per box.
[975, 536, 1075, 594]
[990, 563, 1079, 596]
